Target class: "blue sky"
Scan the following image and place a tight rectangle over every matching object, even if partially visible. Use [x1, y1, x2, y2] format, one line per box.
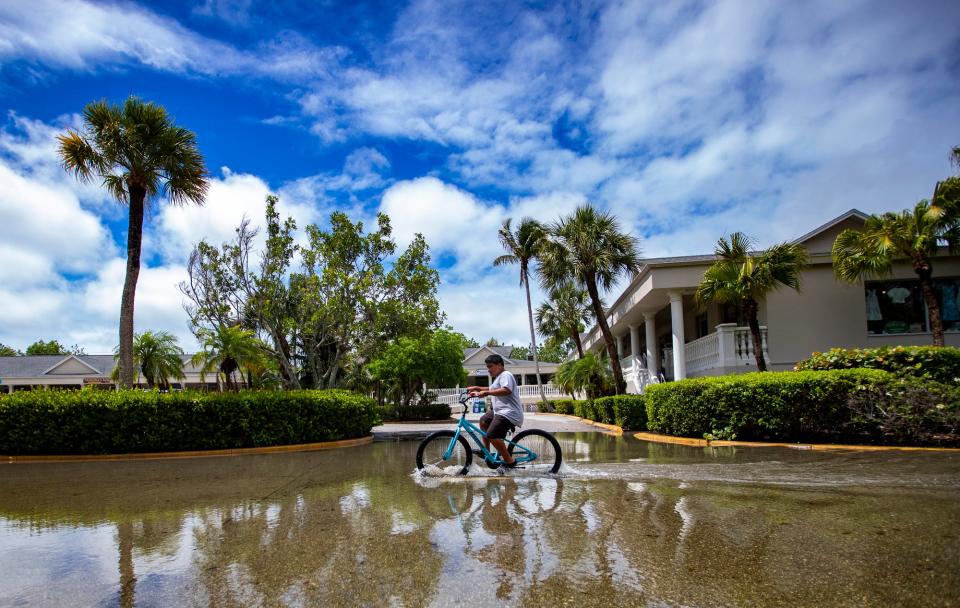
[0, 0, 958, 353]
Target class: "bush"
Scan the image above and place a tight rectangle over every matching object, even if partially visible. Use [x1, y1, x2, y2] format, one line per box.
[593, 395, 647, 430]
[0, 389, 379, 455]
[795, 346, 960, 384]
[645, 369, 960, 445]
[377, 401, 452, 421]
[550, 399, 579, 415]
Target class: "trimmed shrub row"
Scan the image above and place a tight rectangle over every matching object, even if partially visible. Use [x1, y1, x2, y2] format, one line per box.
[0, 389, 379, 455]
[645, 369, 960, 445]
[377, 402, 452, 422]
[795, 346, 960, 385]
[547, 396, 648, 430]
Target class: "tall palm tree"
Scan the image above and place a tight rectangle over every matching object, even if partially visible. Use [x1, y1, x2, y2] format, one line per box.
[697, 233, 808, 371]
[833, 200, 960, 347]
[59, 97, 208, 388]
[539, 205, 641, 394]
[113, 330, 185, 389]
[494, 218, 549, 404]
[535, 281, 594, 358]
[191, 326, 265, 391]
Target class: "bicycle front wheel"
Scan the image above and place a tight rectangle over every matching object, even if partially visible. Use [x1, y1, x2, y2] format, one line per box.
[416, 430, 473, 475]
[509, 429, 562, 474]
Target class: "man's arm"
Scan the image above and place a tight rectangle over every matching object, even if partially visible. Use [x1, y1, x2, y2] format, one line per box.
[468, 387, 511, 398]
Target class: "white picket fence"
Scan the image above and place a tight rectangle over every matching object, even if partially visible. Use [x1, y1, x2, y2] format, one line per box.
[428, 383, 569, 405]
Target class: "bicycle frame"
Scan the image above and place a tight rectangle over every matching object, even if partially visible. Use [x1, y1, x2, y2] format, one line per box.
[446, 394, 537, 466]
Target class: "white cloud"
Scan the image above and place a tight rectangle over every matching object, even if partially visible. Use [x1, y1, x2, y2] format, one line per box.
[0, 0, 344, 81]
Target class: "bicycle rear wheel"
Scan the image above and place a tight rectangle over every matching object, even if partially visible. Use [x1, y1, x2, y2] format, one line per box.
[416, 430, 473, 475]
[509, 429, 562, 474]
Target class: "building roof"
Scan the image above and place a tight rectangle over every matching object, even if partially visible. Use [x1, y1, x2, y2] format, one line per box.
[0, 354, 198, 378]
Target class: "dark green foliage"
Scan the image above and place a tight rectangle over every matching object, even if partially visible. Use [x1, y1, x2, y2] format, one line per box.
[645, 369, 960, 445]
[377, 402, 452, 422]
[592, 395, 648, 430]
[24, 340, 69, 356]
[550, 399, 579, 415]
[795, 346, 960, 384]
[0, 389, 378, 455]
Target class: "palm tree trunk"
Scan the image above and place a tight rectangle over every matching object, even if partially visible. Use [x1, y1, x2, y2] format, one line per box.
[743, 298, 767, 371]
[915, 261, 944, 346]
[523, 277, 549, 407]
[570, 327, 585, 358]
[118, 185, 146, 389]
[586, 278, 625, 394]
[118, 521, 136, 608]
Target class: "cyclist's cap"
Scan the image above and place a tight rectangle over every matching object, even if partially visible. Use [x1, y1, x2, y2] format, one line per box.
[484, 354, 505, 366]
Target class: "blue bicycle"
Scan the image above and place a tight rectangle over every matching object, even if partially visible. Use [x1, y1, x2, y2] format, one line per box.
[415, 392, 563, 475]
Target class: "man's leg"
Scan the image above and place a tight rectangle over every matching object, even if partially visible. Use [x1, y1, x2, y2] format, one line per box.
[489, 438, 515, 465]
[479, 416, 492, 452]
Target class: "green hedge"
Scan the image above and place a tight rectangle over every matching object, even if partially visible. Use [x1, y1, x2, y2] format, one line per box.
[592, 395, 647, 430]
[795, 346, 960, 384]
[0, 389, 379, 455]
[645, 369, 960, 445]
[551, 399, 579, 415]
[377, 401, 452, 421]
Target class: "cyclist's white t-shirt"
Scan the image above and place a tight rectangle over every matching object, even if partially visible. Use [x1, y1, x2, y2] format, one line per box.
[490, 370, 524, 427]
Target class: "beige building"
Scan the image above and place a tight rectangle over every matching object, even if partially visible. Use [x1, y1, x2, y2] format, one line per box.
[0, 354, 218, 393]
[583, 209, 960, 393]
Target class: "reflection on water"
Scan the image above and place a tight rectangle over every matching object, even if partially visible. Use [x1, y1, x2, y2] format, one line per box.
[1, 433, 959, 607]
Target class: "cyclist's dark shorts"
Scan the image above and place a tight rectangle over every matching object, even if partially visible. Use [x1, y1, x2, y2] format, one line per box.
[480, 411, 516, 440]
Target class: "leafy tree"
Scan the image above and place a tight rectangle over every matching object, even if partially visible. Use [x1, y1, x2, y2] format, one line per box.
[24, 340, 69, 356]
[509, 341, 567, 363]
[59, 97, 208, 388]
[485, 337, 501, 347]
[539, 204, 641, 393]
[181, 197, 443, 389]
[495, 217, 549, 403]
[536, 280, 594, 358]
[553, 352, 615, 399]
[369, 330, 468, 407]
[191, 325, 266, 391]
[0, 343, 20, 356]
[697, 232, 808, 371]
[113, 331, 185, 389]
[448, 331, 480, 349]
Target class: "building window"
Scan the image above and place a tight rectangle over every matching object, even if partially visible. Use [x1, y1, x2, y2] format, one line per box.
[696, 313, 709, 338]
[865, 281, 927, 334]
[936, 278, 960, 332]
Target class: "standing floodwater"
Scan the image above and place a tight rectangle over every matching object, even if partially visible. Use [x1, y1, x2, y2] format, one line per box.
[1, 433, 958, 607]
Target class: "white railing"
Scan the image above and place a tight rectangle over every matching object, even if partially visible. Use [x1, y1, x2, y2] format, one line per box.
[428, 383, 569, 404]
[619, 354, 659, 394]
[685, 331, 720, 375]
[678, 324, 769, 376]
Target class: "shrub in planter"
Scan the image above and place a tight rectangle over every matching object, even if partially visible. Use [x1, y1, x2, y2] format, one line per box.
[795, 346, 960, 385]
[0, 389, 379, 455]
[646, 369, 960, 444]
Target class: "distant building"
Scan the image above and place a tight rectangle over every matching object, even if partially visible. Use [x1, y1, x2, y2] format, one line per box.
[0, 354, 217, 392]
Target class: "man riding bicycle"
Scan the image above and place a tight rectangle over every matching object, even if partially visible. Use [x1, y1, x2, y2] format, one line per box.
[466, 354, 524, 473]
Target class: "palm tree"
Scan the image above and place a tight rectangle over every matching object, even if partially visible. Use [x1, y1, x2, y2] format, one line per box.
[553, 352, 615, 399]
[535, 281, 594, 358]
[539, 205, 641, 394]
[113, 331, 185, 389]
[696, 233, 808, 371]
[59, 97, 208, 388]
[833, 200, 960, 347]
[494, 218, 549, 404]
[191, 326, 265, 391]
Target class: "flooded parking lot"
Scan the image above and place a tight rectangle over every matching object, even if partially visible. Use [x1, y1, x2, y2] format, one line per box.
[2, 433, 959, 607]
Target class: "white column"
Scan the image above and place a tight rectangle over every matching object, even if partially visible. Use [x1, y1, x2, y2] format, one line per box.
[629, 325, 640, 364]
[670, 292, 686, 380]
[644, 312, 658, 374]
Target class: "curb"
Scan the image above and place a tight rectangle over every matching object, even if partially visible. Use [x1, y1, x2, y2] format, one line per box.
[632, 431, 960, 452]
[540, 413, 624, 435]
[2, 435, 375, 464]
